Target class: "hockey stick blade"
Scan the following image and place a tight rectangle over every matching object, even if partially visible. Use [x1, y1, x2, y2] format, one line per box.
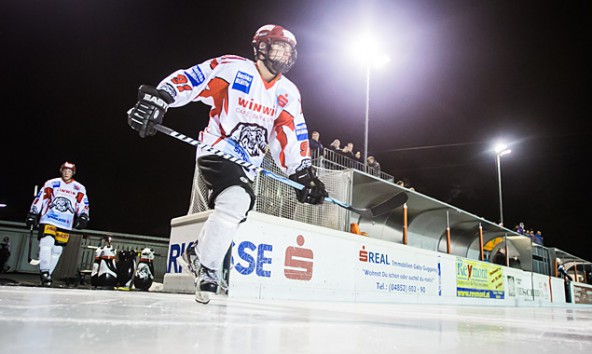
[153, 124, 380, 217]
[367, 192, 408, 218]
[346, 192, 408, 219]
[27, 226, 40, 265]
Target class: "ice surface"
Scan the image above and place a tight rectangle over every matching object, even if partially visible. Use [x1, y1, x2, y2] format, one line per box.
[1, 286, 591, 353]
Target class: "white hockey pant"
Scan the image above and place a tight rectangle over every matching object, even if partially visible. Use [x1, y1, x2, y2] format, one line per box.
[39, 235, 63, 275]
[196, 186, 251, 271]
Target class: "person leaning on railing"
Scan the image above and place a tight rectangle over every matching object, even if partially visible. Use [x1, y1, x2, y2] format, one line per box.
[367, 156, 381, 173]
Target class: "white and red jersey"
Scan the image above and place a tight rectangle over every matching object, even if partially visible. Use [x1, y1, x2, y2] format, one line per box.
[157, 55, 312, 179]
[29, 178, 90, 230]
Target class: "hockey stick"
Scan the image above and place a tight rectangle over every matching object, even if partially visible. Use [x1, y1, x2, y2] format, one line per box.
[153, 124, 407, 218]
[28, 226, 40, 266]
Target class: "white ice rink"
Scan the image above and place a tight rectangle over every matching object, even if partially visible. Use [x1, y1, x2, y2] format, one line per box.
[1, 286, 592, 353]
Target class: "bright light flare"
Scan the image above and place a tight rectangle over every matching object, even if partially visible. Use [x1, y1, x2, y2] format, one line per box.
[349, 32, 391, 68]
[493, 142, 511, 156]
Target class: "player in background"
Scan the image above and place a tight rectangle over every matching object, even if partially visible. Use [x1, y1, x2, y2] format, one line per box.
[127, 24, 328, 303]
[26, 162, 90, 286]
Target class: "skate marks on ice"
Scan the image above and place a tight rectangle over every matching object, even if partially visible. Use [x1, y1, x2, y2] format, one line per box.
[1, 286, 592, 354]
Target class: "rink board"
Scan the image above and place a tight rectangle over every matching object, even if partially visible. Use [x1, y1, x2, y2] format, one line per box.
[163, 211, 566, 306]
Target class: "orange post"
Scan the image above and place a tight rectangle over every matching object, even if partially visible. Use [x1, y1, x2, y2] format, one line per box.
[478, 223, 484, 261]
[403, 203, 408, 245]
[574, 261, 578, 282]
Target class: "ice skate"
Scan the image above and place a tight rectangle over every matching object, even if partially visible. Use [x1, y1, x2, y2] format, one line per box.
[179, 242, 200, 279]
[194, 266, 223, 304]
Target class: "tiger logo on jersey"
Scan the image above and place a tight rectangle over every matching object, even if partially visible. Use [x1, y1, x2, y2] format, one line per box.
[229, 123, 268, 158]
[49, 197, 76, 214]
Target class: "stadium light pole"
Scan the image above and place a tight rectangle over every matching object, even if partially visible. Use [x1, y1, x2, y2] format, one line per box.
[351, 33, 390, 165]
[494, 143, 511, 226]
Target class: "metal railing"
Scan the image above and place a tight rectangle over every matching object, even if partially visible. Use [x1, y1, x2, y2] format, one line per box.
[315, 148, 395, 182]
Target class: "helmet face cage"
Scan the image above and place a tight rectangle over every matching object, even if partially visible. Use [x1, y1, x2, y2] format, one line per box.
[252, 25, 298, 74]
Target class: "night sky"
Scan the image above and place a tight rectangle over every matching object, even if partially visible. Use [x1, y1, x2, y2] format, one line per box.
[1, 1, 590, 257]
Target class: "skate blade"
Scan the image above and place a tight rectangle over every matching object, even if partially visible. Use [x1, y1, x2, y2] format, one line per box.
[195, 290, 212, 304]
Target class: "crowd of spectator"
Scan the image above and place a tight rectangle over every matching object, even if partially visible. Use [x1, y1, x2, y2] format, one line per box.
[307, 130, 423, 188]
[311, 131, 385, 176]
[514, 222, 544, 245]
[325, 137, 362, 163]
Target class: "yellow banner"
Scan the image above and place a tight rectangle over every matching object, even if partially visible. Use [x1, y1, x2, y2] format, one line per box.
[456, 258, 504, 299]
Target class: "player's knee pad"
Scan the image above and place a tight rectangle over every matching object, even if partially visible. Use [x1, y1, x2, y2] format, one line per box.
[51, 244, 63, 258]
[38, 236, 55, 271]
[48, 244, 63, 274]
[214, 186, 253, 224]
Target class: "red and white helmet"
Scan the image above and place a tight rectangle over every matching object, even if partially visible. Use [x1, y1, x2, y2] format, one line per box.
[252, 24, 298, 75]
[60, 161, 76, 174]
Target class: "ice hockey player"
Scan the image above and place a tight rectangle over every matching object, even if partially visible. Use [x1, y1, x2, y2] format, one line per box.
[26, 162, 90, 287]
[133, 248, 155, 291]
[127, 24, 328, 303]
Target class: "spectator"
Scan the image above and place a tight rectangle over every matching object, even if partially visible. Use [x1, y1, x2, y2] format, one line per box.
[328, 139, 342, 152]
[367, 156, 381, 172]
[340, 143, 355, 159]
[534, 230, 543, 245]
[323, 138, 341, 169]
[354, 151, 362, 163]
[345, 143, 355, 158]
[557, 259, 573, 282]
[515, 222, 525, 235]
[0, 236, 11, 273]
[396, 178, 415, 191]
[309, 131, 324, 159]
[338, 144, 355, 168]
[557, 259, 573, 301]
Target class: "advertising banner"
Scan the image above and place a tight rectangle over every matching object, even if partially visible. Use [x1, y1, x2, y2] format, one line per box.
[355, 243, 442, 297]
[456, 258, 504, 299]
[573, 284, 592, 304]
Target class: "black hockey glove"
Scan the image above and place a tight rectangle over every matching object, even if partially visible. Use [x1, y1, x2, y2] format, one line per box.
[74, 213, 89, 230]
[25, 212, 39, 228]
[127, 85, 174, 138]
[289, 167, 328, 205]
